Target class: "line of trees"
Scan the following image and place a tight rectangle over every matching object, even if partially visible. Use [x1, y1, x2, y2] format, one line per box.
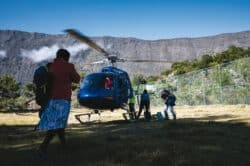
[0, 71, 86, 111]
[0, 75, 36, 111]
[161, 46, 250, 76]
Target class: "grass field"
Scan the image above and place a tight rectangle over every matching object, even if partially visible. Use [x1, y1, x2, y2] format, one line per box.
[0, 105, 250, 166]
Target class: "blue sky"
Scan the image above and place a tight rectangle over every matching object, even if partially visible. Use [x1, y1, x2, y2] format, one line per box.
[1, 0, 250, 40]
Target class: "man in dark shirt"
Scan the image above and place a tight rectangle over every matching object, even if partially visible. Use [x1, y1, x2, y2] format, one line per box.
[136, 89, 151, 120]
[38, 49, 80, 158]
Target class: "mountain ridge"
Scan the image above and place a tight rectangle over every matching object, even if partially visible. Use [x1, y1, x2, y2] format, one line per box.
[0, 30, 250, 83]
[1, 29, 250, 41]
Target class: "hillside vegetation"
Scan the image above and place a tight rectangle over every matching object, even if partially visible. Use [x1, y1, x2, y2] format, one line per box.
[152, 57, 250, 106]
[134, 46, 250, 106]
[161, 45, 250, 76]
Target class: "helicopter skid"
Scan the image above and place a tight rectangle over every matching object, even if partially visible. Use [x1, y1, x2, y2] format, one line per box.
[75, 110, 101, 124]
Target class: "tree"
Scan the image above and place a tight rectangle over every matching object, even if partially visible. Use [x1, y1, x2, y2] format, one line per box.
[22, 83, 34, 98]
[161, 69, 173, 76]
[132, 74, 147, 86]
[146, 75, 160, 83]
[0, 75, 20, 110]
[199, 54, 214, 68]
[171, 61, 193, 74]
[0, 75, 20, 98]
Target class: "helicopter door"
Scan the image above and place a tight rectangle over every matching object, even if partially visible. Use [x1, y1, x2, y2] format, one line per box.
[118, 75, 129, 104]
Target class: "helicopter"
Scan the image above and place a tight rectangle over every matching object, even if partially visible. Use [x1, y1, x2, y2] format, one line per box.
[65, 29, 174, 121]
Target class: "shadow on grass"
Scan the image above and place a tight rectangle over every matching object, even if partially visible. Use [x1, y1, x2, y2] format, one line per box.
[0, 109, 39, 114]
[1, 116, 250, 166]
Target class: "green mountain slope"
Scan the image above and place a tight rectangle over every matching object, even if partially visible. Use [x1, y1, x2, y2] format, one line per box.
[153, 57, 250, 105]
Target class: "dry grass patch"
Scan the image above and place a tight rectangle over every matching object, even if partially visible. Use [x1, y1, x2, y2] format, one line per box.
[0, 105, 249, 125]
[0, 105, 250, 166]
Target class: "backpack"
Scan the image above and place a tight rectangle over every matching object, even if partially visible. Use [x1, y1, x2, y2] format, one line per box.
[33, 64, 50, 107]
[156, 112, 163, 120]
[167, 95, 176, 106]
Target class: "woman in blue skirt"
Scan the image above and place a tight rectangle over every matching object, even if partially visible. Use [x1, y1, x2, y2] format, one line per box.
[38, 49, 80, 157]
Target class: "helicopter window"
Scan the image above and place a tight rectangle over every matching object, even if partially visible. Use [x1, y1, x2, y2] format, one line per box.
[80, 74, 114, 90]
[80, 77, 93, 89]
[104, 76, 112, 89]
[117, 76, 128, 101]
[81, 74, 106, 89]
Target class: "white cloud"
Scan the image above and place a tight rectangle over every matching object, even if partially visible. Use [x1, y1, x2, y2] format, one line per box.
[0, 50, 6, 58]
[66, 43, 88, 56]
[20, 43, 89, 62]
[107, 43, 113, 49]
[21, 45, 59, 62]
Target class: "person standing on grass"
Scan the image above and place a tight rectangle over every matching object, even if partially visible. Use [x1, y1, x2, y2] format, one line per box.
[137, 89, 151, 120]
[128, 92, 136, 120]
[161, 89, 176, 120]
[38, 49, 80, 158]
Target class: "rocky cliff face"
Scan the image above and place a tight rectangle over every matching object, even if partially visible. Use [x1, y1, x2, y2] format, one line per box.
[0, 30, 250, 83]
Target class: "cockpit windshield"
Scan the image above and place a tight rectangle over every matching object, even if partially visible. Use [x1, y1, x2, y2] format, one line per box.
[80, 73, 113, 90]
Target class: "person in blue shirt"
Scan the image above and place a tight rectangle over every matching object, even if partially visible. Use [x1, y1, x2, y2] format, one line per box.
[161, 89, 176, 120]
[136, 89, 151, 120]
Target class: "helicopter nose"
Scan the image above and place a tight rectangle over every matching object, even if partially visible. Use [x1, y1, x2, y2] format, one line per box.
[78, 93, 115, 110]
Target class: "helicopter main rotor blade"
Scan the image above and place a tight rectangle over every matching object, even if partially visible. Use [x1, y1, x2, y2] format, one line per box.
[125, 59, 176, 63]
[79, 59, 109, 66]
[65, 29, 108, 57]
[90, 59, 109, 64]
